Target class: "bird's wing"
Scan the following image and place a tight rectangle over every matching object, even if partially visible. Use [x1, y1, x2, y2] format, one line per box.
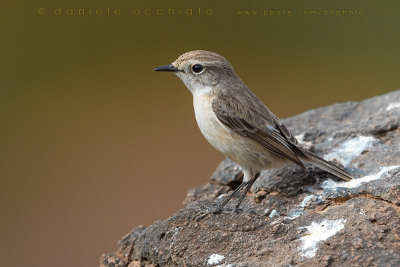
[270, 113, 301, 147]
[211, 95, 305, 168]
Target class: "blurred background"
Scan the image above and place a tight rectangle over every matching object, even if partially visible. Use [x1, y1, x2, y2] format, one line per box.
[1, 0, 399, 266]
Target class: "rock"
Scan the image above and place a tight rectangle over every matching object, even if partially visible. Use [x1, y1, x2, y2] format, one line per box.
[100, 90, 400, 267]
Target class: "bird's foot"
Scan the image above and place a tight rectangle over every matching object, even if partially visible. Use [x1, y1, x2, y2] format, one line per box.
[234, 208, 244, 213]
[195, 211, 211, 222]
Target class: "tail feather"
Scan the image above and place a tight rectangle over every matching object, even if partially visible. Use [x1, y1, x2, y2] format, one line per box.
[301, 150, 353, 181]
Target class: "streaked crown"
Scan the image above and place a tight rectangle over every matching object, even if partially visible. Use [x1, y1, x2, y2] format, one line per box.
[173, 50, 232, 70]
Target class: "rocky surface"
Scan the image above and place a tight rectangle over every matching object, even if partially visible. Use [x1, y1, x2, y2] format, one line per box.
[101, 90, 400, 267]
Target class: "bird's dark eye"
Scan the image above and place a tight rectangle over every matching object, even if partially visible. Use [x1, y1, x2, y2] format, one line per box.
[192, 64, 204, 73]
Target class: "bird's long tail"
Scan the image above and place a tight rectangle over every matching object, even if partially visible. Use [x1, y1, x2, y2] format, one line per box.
[301, 150, 353, 181]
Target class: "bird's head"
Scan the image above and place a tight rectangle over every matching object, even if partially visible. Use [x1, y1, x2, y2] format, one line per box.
[154, 50, 237, 95]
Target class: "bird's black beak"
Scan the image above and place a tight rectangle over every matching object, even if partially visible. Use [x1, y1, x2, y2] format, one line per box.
[153, 64, 180, 72]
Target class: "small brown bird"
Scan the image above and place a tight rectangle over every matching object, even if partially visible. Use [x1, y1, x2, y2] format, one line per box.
[154, 50, 353, 212]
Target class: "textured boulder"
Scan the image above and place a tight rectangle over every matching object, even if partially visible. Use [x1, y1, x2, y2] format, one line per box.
[101, 90, 400, 267]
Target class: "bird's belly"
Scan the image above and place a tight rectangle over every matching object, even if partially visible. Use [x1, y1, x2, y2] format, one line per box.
[193, 95, 286, 171]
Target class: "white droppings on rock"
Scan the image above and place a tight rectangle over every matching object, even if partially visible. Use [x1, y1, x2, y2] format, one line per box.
[300, 195, 323, 208]
[288, 195, 323, 219]
[295, 132, 313, 149]
[299, 219, 346, 258]
[322, 165, 400, 189]
[324, 136, 378, 166]
[288, 208, 304, 219]
[269, 210, 280, 218]
[320, 179, 338, 189]
[207, 254, 225, 266]
[386, 102, 400, 111]
[295, 132, 305, 142]
[359, 209, 365, 215]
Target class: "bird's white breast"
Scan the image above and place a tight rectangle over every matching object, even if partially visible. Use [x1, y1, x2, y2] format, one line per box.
[192, 89, 234, 155]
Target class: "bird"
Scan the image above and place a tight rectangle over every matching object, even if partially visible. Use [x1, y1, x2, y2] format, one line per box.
[154, 50, 353, 213]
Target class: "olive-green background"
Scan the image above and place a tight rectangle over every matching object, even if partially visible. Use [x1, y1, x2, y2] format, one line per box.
[1, 0, 399, 266]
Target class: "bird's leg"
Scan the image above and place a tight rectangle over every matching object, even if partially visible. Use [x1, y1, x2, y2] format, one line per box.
[213, 172, 261, 214]
[213, 180, 248, 213]
[234, 172, 260, 210]
[196, 182, 248, 220]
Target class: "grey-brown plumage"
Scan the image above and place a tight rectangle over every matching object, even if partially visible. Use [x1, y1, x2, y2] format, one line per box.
[154, 50, 353, 212]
